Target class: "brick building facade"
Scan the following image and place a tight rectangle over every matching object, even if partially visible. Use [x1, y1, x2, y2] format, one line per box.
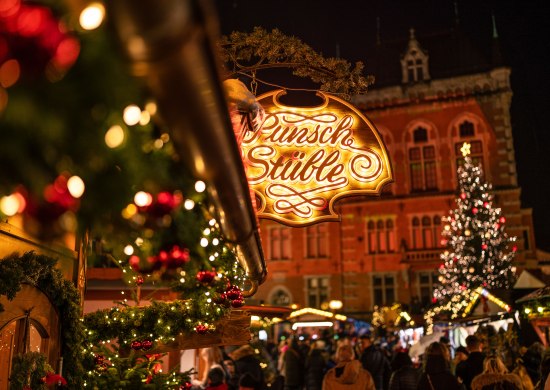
[250, 28, 539, 319]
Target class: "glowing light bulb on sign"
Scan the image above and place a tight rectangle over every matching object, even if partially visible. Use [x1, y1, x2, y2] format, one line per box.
[241, 90, 393, 226]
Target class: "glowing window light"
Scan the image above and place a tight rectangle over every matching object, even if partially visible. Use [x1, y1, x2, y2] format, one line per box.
[123, 105, 141, 126]
[67, 175, 85, 198]
[79, 3, 105, 30]
[105, 125, 124, 148]
[292, 321, 333, 330]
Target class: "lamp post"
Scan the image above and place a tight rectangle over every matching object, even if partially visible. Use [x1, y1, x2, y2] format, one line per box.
[329, 300, 343, 311]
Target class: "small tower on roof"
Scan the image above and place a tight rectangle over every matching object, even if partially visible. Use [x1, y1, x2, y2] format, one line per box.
[400, 28, 430, 84]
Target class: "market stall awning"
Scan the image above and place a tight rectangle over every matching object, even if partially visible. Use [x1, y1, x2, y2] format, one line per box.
[98, 0, 267, 290]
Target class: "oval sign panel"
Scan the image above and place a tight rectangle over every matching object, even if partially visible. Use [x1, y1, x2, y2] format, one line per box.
[241, 90, 393, 226]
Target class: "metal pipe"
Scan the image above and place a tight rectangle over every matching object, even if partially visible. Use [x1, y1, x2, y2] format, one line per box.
[107, 0, 267, 285]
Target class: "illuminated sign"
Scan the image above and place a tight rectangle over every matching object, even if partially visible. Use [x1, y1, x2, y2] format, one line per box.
[241, 90, 393, 226]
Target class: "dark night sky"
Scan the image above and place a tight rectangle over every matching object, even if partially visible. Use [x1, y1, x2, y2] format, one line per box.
[214, 0, 550, 252]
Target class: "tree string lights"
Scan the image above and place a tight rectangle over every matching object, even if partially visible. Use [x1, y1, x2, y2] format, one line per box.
[433, 142, 516, 302]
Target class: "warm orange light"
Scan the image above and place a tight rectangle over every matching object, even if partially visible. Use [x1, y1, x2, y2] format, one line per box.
[241, 90, 393, 226]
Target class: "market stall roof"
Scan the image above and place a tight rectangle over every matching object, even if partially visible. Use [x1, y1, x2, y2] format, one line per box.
[516, 286, 550, 303]
[288, 307, 347, 322]
[100, 0, 267, 290]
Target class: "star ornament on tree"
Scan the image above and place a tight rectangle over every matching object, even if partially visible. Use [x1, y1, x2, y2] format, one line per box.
[460, 142, 471, 157]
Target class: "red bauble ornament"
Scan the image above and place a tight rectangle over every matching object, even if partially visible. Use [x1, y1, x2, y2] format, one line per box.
[483, 202, 489, 208]
[129, 255, 141, 272]
[226, 285, 242, 300]
[131, 340, 143, 350]
[136, 276, 144, 286]
[472, 207, 478, 214]
[166, 245, 190, 269]
[94, 354, 105, 365]
[197, 270, 216, 284]
[195, 324, 208, 334]
[141, 339, 153, 351]
[213, 292, 227, 305]
[460, 193, 467, 200]
[512, 245, 518, 252]
[481, 244, 488, 250]
[432, 297, 437, 304]
[231, 298, 244, 308]
[439, 264, 445, 269]
[499, 217, 506, 224]
[180, 382, 193, 390]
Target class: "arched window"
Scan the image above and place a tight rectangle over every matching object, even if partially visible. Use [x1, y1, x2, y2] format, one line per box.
[270, 288, 291, 306]
[422, 216, 433, 248]
[454, 119, 486, 175]
[386, 219, 396, 252]
[412, 217, 421, 249]
[367, 220, 376, 254]
[401, 29, 430, 84]
[409, 126, 437, 192]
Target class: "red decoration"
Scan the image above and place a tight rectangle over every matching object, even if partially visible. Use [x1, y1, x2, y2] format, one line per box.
[483, 202, 489, 208]
[131, 340, 143, 350]
[197, 270, 216, 284]
[439, 264, 444, 269]
[195, 324, 208, 334]
[42, 373, 67, 386]
[96, 363, 109, 372]
[472, 207, 478, 214]
[432, 297, 437, 304]
[180, 383, 193, 390]
[136, 275, 144, 286]
[94, 354, 105, 365]
[481, 244, 488, 250]
[231, 298, 244, 308]
[499, 217, 506, 224]
[213, 292, 228, 304]
[226, 285, 242, 300]
[512, 245, 517, 252]
[166, 245, 190, 269]
[460, 193, 467, 200]
[141, 339, 153, 351]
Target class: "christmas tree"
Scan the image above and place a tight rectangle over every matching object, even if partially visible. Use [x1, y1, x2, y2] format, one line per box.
[433, 142, 517, 301]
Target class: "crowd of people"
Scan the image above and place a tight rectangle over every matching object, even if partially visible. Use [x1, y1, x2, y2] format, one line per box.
[191, 333, 550, 390]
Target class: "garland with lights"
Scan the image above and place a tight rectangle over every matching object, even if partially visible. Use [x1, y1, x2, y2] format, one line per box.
[9, 352, 55, 390]
[433, 143, 516, 302]
[83, 347, 194, 390]
[0, 252, 85, 388]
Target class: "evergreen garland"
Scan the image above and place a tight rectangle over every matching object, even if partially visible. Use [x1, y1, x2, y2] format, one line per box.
[0, 252, 85, 389]
[9, 352, 53, 390]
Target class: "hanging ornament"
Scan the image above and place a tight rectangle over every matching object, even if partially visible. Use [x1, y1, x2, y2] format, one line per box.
[94, 354, 105, 365]
[166, 245, 190, 269]
[141, 339, 153, 351]
[131, 340, 143, 350]
[512, 245, 517, 252]
[469, 267, 475, 273]
[460, 193, 467, 200]
[226, 285, 242, 300]
[481, 244, 488, 250]
[483, 202, 489, 208]
[472, 207, 478, 214]
[231, 298, 244, 308]
[136, 275, 144, 286]
[180, 383, 193, 390]
[432, 297, 437, 304]
[196, 270, 216, 284]
[195, 324, 208, 334]
[499, 217, 506, 224]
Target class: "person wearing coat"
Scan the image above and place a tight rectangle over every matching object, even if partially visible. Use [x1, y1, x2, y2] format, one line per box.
[389, 351, 420, 390]
[322, 344, 375, 390]
[416, 342, 463, 390]
[470, 356, 522, 390]
[230, 345, 265, 390]
[283, 338, 306, 390]
[305, 340, 329, 390]
[359, 335, 391, 390]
